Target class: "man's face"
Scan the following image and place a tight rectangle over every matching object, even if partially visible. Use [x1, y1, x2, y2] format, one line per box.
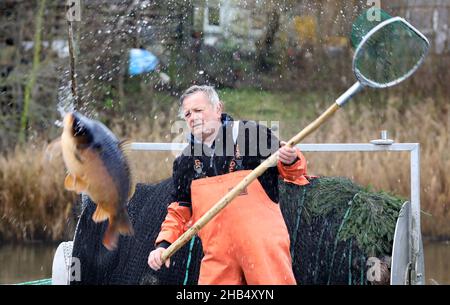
[182, 91, 222, 141]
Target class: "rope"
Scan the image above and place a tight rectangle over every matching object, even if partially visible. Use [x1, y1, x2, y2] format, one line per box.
[348, 239, 353, 285]
[360, 254, 366, 285]
[183, 236, 197, 285]
[327, 203, 353, 285]
[15, 278, 52, 285]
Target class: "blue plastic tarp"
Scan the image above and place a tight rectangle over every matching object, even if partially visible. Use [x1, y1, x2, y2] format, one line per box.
[128, 48, 159, 76]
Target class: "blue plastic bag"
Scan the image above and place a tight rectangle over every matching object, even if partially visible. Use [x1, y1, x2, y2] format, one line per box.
[128, 48, 159, 76]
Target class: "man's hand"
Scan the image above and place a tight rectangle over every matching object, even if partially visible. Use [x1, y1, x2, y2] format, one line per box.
[148, 247, 170, 271]
[279, 141, 298, 165]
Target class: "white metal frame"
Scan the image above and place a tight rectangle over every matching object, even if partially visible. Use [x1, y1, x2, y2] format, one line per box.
[130, 141, 422, 285]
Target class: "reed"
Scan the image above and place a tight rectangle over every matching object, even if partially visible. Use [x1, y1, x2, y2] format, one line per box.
[0, 95, 448, 241]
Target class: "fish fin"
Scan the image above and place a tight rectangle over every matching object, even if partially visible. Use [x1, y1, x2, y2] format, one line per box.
[117, 212, 134, 236]
[64, 174, 87, 194]
[74, 176, 87, 194]
[119, 139, 132, 152]
[102, 221, 119, 251]
[64, 174, 76, 191]
[128, 182, 136, 201]
[92, 205, 109, 223]
[119, 139, 136, 201]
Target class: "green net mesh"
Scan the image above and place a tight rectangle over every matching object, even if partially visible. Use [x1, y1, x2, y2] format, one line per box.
[351, 9, 393, 48]
[351, 8, 429, 87]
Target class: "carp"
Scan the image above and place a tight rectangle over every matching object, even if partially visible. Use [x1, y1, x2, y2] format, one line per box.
[61, 112, 135, 250]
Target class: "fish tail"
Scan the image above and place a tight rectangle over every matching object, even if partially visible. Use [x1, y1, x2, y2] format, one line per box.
[116, 211, 134, 236]
[102, 221, 119, 251]
[102, 212, 133, 251]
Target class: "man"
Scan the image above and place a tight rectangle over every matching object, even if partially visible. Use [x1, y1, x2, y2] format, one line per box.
[148, 85, 309, 284]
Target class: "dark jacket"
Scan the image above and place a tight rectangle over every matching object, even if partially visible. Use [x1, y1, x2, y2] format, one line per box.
[171, 113, 307, 204]
[156, 113, 309, 248]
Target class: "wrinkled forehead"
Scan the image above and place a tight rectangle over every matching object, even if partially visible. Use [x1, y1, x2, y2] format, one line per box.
[182, 91, 212, 110]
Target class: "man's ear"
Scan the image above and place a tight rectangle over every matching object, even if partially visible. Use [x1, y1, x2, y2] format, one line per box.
[216, 101, 223, 117]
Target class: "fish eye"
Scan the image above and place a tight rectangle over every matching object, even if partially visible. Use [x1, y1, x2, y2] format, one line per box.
[92, 142, 102, 151]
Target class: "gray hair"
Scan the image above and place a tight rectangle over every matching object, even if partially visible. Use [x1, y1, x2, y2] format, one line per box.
[178, 85, 221, 118]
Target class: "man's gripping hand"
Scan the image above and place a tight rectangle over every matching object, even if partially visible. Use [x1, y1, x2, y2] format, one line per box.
[148, 247, 170, 271]
[279, 141, 298, 165]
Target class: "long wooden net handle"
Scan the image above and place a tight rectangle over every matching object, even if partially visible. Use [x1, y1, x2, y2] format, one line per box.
[161, 102, 341, 262]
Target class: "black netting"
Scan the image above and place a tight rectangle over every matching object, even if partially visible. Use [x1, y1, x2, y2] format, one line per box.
[71, 176, 398, 285]
[71, 179, 203, 285]
[280, 178, 368, 285]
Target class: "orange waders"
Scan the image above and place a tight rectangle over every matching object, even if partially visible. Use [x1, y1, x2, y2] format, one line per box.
[191, 170, 296, 285]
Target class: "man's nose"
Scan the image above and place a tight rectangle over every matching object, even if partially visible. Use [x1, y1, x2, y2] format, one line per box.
[192, 113, 202, 123]
[187, 115, 199, 127]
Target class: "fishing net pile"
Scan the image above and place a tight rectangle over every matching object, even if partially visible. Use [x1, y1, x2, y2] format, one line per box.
[280, 177, 403, 285]
[71, 176, 403, 285]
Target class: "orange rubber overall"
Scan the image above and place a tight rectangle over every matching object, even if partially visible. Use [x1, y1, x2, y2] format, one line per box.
[156, 148, 308, 284]
[191, 170, 296, 285]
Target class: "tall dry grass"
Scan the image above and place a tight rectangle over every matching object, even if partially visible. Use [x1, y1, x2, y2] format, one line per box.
[0, 96, 448, 241]
[0, 144, 76, 242]
[294, 95, 450, 239]
[0, 111, 179, 243]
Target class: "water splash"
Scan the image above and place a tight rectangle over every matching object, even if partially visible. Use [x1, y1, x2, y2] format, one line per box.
[56, 71, 76, 126]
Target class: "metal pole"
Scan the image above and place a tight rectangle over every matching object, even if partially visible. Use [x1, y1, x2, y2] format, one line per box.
[410, 144, 423, 284]
[130, 142, 419, 152]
